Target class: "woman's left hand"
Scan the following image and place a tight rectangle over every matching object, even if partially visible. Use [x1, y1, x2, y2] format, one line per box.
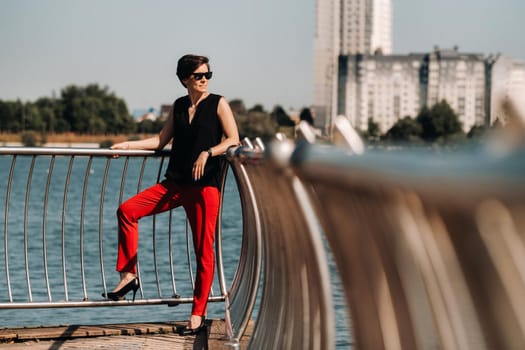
[192, 151, 210, 181]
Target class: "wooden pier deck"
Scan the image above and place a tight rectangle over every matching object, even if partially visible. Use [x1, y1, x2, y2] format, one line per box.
[0, 319, 253, 349]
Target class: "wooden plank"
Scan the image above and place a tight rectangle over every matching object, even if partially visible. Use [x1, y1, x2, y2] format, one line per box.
[0, 330, 16, 342]
[208, 319, 255, 350]
[0, 322, 184, 342]
[0, 319, 254, 349]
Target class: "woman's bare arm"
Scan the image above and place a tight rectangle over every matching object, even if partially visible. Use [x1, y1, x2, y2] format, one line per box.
[211, 97, 240, 155]
[111, 107, 174, 150]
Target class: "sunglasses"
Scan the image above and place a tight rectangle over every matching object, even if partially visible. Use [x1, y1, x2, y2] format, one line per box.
[191, 72, 213, 80]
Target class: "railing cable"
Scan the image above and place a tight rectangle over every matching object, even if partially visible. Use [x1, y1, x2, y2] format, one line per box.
[79, 157, 92, 301]
[62, 156, 74, 301]
[23, 156, 35, 302]
[99, 157, 111, 301]
[4, 155, 16, 302]
[42, 155, 55, 301]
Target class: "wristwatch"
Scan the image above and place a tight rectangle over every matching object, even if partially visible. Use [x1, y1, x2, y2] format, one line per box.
[207, 148, 213, 157]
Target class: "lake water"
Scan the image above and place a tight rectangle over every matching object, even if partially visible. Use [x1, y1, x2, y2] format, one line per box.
[0, 155, 352, 348]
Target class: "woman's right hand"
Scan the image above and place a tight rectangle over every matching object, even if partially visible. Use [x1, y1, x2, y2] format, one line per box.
[110, 141, 131, 158]
[110, 141, 131, 150]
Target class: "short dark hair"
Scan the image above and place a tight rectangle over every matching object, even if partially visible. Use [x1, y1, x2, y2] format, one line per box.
[176, 54, 210, 88]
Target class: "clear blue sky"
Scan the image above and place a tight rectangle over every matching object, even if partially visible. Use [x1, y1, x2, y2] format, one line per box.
[1, 0, 524, 114]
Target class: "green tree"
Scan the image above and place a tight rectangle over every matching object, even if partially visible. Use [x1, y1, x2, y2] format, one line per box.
[384, 116, 422, 142]
[467, 124, 487, 139]
[271, 105, 295, 127]
[137, 119, 157, 133]
[60, 85, 82, 131]
[10, 100, 25, 132]
[235, 102, 278, 141]
[299, 108, 314, 126]
[367, 118, 381, 140]
[23, 102, 45, 132]
[417, 100, 464, 142]
[236, 113, 278, 141]
[35, 97, 59, 133]
[20, 131, 38, 147]
[60, 84, 133, 134]
[101, 96, 135, 134]
[229, 99, 246, 115]
[248, 104, 265, 113]
[1, 85, 134, 134]
[0, 100, 18, 132]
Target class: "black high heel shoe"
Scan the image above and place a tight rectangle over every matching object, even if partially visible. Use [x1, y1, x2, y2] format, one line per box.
[178, 316, 206, 336]
[102, 277, 140, 301]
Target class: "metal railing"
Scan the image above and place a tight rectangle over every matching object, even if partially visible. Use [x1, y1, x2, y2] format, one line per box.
[294, 145, 525, 349]
[223, 142, 263, 341]
[225, 116, 524, 349]
[0, 146, 263, 342]
[0, 147, 233, 309]
[288, 119, 525, 349]
[2, 114, 524, 349]
[225, 138, 335, 350]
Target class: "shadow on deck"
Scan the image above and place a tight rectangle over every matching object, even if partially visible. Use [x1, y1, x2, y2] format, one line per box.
[0, 319, 253, 349]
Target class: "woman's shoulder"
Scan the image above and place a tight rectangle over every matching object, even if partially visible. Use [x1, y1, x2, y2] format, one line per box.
[173, 95, 189, 107]
[208, 93, 223, 102]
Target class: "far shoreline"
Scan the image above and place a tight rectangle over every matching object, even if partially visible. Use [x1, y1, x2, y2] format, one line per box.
[1, 141, 102, 148]
[0, 132, 156, 148]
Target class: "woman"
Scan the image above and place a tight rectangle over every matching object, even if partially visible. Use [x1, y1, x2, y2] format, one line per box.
[105, 54, 239, 335]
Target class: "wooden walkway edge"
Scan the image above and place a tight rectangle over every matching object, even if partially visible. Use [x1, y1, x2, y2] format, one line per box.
[0, 319, 253, 349]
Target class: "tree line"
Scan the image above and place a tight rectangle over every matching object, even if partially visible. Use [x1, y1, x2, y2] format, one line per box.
[0, 84, 135, 135]
[363, 100, 491, 144]
[0, 83, 314, 143]
[229, 99, 314, 141]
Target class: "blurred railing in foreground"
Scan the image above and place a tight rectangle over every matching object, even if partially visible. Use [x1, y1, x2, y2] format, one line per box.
[227, 137, 335, 349]
[233, 112, 524, 349]
[293, 137, 524, 349]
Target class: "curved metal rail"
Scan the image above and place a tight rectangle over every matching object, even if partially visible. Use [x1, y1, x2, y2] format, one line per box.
[292, 141, 525, 349]
[230, 139, 335, 350]
[0, 147, 231, 310]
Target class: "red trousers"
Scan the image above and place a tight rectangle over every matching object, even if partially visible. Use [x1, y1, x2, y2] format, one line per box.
[116, 179, 220, 316]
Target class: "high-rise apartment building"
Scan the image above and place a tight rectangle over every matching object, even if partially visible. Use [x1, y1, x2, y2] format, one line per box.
[339, 54, 424, 133]
[315, 2, 520, 137]
[313, 0, 393, 133]
[338, 47, 489, 134]
[490, 55, 525, 125]
[426, 48, 487, 131]
[340, 0, 392, 55]
[313, 0, 339, 134]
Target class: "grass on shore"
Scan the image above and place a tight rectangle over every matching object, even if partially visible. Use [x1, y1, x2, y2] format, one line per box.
[0, 132, 153, 145]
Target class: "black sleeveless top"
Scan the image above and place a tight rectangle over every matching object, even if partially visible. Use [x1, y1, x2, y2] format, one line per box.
[165, 93, 224, 188]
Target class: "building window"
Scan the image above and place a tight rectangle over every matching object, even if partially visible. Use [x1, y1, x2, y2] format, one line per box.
[458, 97, 466, 116]
[394, 95, 401, 118]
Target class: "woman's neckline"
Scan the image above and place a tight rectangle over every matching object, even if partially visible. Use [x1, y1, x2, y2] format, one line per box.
[188, 92, 210, 108]
[187, 93, 211, 124]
